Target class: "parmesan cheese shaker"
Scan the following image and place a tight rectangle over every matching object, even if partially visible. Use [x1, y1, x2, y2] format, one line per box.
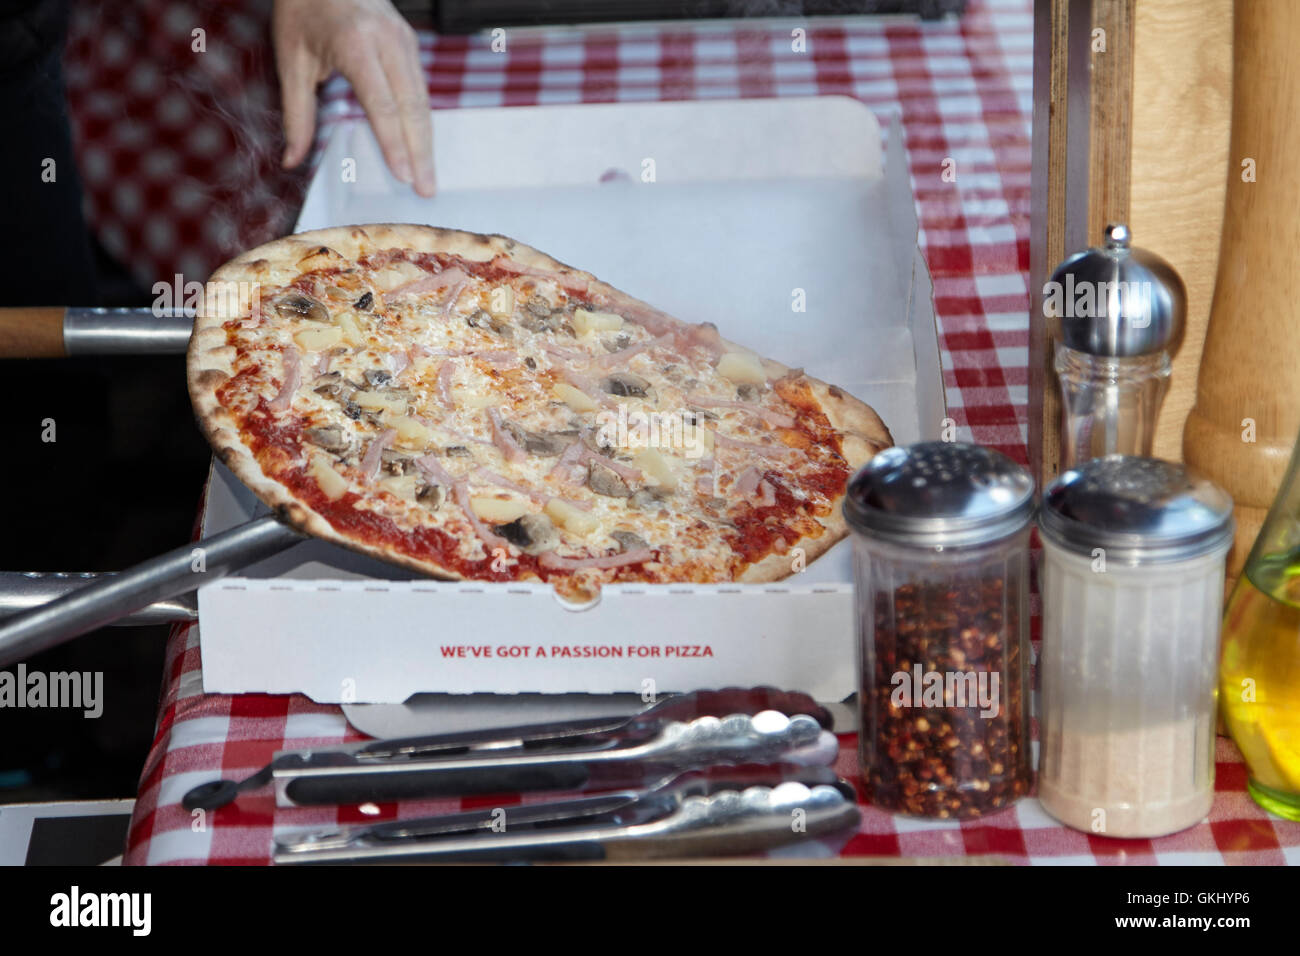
[1038, 456, 1234, 838]
[1045, 225, 1186, 470]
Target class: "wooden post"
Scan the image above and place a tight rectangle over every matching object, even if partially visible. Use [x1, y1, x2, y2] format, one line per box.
[1183, 0, 1300, 585]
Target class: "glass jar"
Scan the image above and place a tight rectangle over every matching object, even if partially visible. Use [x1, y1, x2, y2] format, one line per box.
[844, 442, 1034, 819]
[1038, 456, 1233, 838]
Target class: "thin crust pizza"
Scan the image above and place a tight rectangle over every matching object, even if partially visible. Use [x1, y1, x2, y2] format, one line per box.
[188, 224, 892, 599]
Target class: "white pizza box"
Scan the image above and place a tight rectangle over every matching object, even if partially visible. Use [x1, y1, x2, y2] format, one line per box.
[196, 97, 944, 709]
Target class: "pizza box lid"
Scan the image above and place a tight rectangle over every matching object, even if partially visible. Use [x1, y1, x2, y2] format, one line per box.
[196, 96, 944, 716]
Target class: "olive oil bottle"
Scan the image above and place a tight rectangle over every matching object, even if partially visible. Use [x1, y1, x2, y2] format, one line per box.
[1221, 554, 1300, 819]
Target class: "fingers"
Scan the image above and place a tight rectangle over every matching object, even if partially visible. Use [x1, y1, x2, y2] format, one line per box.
[278, 54, 320, 169]
[345, 49, 415, 185]
[380, 30, 435, 196]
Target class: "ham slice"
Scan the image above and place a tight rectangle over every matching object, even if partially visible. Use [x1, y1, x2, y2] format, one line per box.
[388, 266, 468, 297]
[686, 393, 797, 429]
[269, 346, 301, 412]
[539, 548, 656, 571]
[712, 430, 797, 459]
[548, 441, 587, 483]
[450, 481, 512, 552]
[473, 467, 548, 503]
[539, 341, 587, 362]
[471, 349, 520, 369]
[436, 359, 456, 410]
[390, 350, 411, 379]
[415, 453, 457, 486]
[487, 408, 526, 463]
[755, 479, 777, 508]
[556, 366, 615, 408]
[360, 429, 396, 481]
[441, 280, 468, 315]
[734, 465, 763, 496]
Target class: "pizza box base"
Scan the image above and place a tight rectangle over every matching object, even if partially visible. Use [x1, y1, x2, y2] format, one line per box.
[196, 97, 943, 718]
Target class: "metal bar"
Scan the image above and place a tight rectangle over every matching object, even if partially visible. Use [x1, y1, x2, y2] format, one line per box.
[0, 573, 196, 625]
[63, 307, 194, 356]
[0, 515, 302, 667]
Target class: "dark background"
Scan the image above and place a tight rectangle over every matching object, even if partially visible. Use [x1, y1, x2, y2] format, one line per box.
[0, 248, 212, 803]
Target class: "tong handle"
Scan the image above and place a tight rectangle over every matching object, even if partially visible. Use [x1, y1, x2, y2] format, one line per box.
[281, 762, 594, 806]
[0, 307, 66, 358]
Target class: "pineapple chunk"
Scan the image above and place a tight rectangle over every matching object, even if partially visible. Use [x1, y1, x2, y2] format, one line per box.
[470, 497, 529, 523]
[354, 391, 409, 415]
[545, 499, 600, 536]
[716, 351, 767, 385]
[381, 475, 420, 500]
[335, 311, 365, 347]
[386, 414, 436, 447]
[371, 260, 426, 292]
[572, 308, 624, 336]
[309, 456, 349, 500]
[453, 390, 500, 410]
[635, 448, 678, 491]
[489, 285, 515, 319]
[293, 326, 343, 352]
[553, 382, 599, 413]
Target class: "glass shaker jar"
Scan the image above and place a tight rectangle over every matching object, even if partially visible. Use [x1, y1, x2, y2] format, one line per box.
[1038, 456, 1234, 838]
[844, 442, 1034, 819]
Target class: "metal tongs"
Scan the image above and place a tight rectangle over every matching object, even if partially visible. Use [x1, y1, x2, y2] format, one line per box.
[272, 764, 860, 864]
[183, 688, 838, 811]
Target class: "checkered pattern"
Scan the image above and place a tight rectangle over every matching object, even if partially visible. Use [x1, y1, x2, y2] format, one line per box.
[63, 0, 309, 290]
[120, 1, 1300, 865]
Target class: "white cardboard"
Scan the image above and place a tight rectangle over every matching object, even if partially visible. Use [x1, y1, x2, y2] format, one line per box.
[197, 97, 943, 706]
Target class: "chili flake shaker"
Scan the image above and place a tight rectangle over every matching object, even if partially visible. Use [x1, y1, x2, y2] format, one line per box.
[1038, 456, 1234, 838]
[1045, 224, 1186, 470]
[844, 442, 1034, 819]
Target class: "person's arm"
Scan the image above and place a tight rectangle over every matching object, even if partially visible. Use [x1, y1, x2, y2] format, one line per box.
[273, 0, 436, 196]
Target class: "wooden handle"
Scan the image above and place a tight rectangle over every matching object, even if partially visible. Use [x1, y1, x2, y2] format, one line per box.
[0, 307, 67, 358]
[1182, 0, 1300, 585]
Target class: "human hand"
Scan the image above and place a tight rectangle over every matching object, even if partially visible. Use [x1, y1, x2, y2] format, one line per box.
[273, 0, 435, 196]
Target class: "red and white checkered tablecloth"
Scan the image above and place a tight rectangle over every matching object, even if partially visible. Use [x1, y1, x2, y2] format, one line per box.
[121, 0, 1300, 865]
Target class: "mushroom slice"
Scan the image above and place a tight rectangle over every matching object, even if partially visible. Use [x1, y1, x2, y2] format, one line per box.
[416, 484, 445, 510]
[502, 422, 571, 457]
[273, 292, 330, 323]
[304, 425, 351, 454]
[611, 530, 649, 552]
[364, 368, 394, 388]
[381, 449, 417, 476]
[588, 462, 632, 498]
[600, 372, 651, 398]
[495, 513, 558, 555]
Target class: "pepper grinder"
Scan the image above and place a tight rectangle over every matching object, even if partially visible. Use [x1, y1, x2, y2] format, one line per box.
[1045, 224, 1186, 470]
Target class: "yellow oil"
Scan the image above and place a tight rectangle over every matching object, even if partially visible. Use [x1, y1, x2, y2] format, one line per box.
[1220, 554, 1300, 820]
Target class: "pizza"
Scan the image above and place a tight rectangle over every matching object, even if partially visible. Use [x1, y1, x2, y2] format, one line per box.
[188, 224, 892, 600]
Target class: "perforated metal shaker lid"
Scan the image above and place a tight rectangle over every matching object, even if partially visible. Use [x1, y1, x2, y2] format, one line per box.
[843, 442, 1036, 548]
[1040, 455, 1234, 564]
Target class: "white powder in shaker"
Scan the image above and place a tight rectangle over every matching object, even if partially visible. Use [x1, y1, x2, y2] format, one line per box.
[1038, 717, 1213, 838]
